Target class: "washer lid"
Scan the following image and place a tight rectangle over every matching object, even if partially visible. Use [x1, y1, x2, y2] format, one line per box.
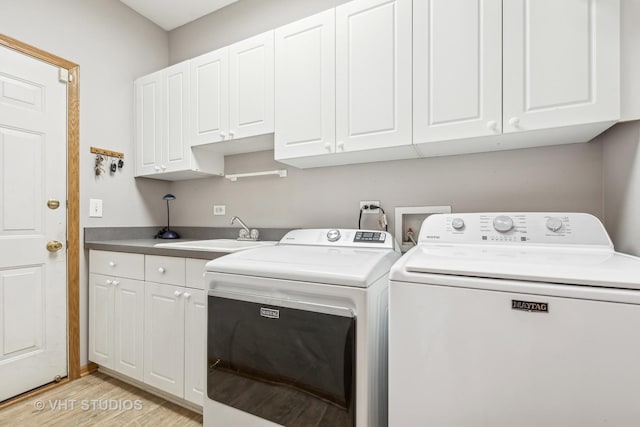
[390, 245, 640, 290]
[206, 244, 401, 288]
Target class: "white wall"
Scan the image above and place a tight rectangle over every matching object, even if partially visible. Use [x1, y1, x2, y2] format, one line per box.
[0, 0, 169, 366]
[602, 121, 640, 256]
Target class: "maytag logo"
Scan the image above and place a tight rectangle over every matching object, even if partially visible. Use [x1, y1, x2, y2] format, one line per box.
[512, 300, 548, 313]
[260, 307, 279, 319]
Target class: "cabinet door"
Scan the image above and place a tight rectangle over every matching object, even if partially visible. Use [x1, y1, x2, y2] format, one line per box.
[336, 0, 412, 152]
[163, 62, 191, 173]
[190, 48, 229, 145]
[274, 9, 336, 160]
[89, 274, 114, 369]
[114, 278, 145, 381]
[184, 290, 206, 405]
[135, 71, 163, 176]
[229, 30, 275, 139]
[503, 0, 620, 133]
[414, 0, 502, 143]
[144, 282, 185, 397]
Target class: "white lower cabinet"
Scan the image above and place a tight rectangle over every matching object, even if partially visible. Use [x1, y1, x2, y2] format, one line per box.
[89, 274, 145, 381]
[144, 282, 206, 404]
[144, 282, 186, 397]
[89, 250, 207, 407]
[184, 290, 206, 405]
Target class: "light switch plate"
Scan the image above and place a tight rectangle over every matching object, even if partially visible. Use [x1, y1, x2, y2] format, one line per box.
[89, 199, 103, 218]
[213, 205, 226, 216]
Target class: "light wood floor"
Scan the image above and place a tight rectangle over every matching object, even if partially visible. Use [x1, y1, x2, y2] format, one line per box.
[0, 372, 203, 427]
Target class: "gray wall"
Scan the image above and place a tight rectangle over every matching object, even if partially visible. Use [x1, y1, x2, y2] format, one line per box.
[169, 143, 604, 233]
[602, 121, 640, 256]
[167, 0, 605, 236]
[0, 0, 170, 366]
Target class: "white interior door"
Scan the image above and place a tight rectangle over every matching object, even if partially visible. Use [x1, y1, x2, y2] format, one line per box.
[0, 45, 67, 402]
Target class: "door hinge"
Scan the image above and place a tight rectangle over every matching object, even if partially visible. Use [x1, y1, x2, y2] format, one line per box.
[58, 68, 71, 83]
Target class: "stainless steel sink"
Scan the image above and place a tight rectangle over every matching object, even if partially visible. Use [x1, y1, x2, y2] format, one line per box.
[154, 239, 277, 253]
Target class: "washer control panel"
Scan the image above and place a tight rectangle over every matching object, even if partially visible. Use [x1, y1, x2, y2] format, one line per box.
[419, 213, 612, 247]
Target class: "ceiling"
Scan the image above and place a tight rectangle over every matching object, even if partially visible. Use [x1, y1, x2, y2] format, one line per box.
[119, 0, 238, 31]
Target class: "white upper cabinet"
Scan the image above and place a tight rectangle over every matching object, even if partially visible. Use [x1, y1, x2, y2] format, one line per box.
[503, 0, 620, 133]
[135, 62, 224, 180]
[413, 0, 502, 143]
[163, 62, 190, 173]
[335, 0, 412, 153]
[275, 9, 336, 160]
[135, 71, 163, 177]
[229, 31, 275, 140]
[190, 47, 229, 145]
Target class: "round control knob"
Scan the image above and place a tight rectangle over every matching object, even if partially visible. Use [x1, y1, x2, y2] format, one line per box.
[546, 217, 563, 232]
[327, 229, 341, 242]
[493, 215, 514, 233]
[451, 218, 465, 230]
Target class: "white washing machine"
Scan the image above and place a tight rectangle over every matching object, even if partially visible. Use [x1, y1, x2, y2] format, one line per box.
[389, 212, 640, 427]
[204, 229, 400, 427]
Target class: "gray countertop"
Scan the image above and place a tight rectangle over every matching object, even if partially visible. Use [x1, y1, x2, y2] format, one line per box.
[84, 226, 292, 260]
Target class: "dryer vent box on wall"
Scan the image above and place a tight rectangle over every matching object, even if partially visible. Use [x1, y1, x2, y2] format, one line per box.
[395, 206, 451, 253]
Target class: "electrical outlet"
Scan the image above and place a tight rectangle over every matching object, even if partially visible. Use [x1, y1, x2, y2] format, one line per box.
[89, 198, 103, 218]
[360, 200, 380, 214]
[213, 205, 226, 216]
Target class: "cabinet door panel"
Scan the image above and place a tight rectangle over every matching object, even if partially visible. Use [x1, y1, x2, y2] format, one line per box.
[414, 0, 502, 142]
[135, 72, 163, 176]
[503, 0, 619, 132]
[229, 31, 274, 139]
[164, 62, 190, 172]
[184, 290, 206, 405]
[275, 9, 336, 160]
[89, 274, 114, 369]
[190, 48, 229, 145]
[144, 282, 185, 397]
[114, 279, 144, 381]
[336, 0, 412, 152]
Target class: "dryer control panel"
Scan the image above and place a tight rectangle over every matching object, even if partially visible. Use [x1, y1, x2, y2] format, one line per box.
[418, 213, 612, 248]
[280, 229, 397, 250]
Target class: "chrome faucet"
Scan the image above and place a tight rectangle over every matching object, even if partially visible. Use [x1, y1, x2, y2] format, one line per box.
[230, 216, 259, 241]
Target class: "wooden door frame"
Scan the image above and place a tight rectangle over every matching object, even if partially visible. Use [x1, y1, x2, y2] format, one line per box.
[0, 34, 80, 382]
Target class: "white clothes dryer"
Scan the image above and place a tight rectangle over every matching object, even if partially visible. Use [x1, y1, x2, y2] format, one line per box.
[204, 229, 400, 427]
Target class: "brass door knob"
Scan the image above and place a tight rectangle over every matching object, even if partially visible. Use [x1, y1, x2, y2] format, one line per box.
[46, 241, 64, 252]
